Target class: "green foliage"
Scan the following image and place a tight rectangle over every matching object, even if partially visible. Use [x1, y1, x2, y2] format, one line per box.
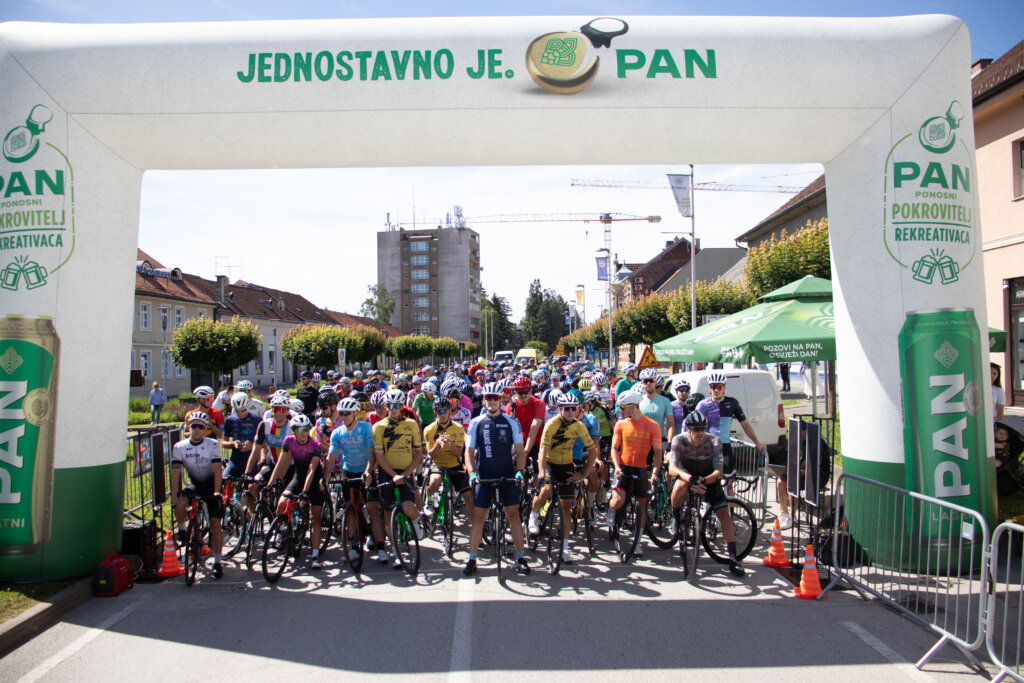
[167, 317, 262, 390]
[521, 279, 572, 352]
[359, 282, 396, 325]
[388, 334, 435, 361]
[612, 293, 676, 347]
[128, 397, 148, 412]
[344, 325, 388, 365]
[525, 340, 549, 355]
[281, 324, 345, 368]
[744, 218, 831, 299]
[128, 411, 151, 425]
[666, 277, 757, 332]
[480, 289, 516, 349]
[431, 336, 461, 360]
[463, 342, 479, 357]
[176, 392, 195, 401]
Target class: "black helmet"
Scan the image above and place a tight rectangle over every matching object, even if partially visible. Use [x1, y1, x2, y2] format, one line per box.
[684, 410, 708, 429]
[317, 390, 339, 407]
[433, 395, 452, 411]
[350, 391, 370, 404]
[685, 392, 705, 411]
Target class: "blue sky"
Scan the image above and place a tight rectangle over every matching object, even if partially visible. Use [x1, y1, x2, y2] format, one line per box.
[3, 1, 1020, 323]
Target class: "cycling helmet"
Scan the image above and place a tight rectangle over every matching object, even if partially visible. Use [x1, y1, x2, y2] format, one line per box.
[312, 372, 321, 382]
[236, 379, 253, 392]
[558, 380, 572, 394]
[270, 394, 290, 409]
[656, 375, 665, 388]
[617, 390, 644, 407]
[317, 390, 338, 407]
[192, 385, 214, 399]
[337, 397, 360, 413]
[327, 370, 336, 378]
[674, 380, 691, 393]
[186, 410, 210, 426]
[441, 380, 461, 399]
[684, 410, 709, 429]
[512, 375, 531, 391]
[230, 392, 250, 411]
[350, 390, 369, 404]
[289, 398, 305, 413]
[337, 376, 351, 385]
[481, 381, 504, 397]
[685, 392, 705, 411]
[621, 363, 637, 375]
[433, 395, 452, 411]
[706, 371, 728, 386]
[459, 378, 473, 394]
[639, 368, 659, 382]
[421, 381, 436, 394]
[592, 373, 607, 387]
[273, 389, 289, 398]
[583, 390, 600, 404]
[411, 375, 423, 385]
[556, 392, 580, 407]
[352, 370, 363, 378]
[289, 414, 313, 431]
[383, 388, 405, 405]
[545, 389, 564, 409]
[577, 378, 592, 391]
[369, 390, 387, 408]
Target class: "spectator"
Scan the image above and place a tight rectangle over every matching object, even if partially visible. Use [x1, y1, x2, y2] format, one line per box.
[148, 381, 167, 425]
[778, 362, 791, 392]
[992, 363, 1005, 423]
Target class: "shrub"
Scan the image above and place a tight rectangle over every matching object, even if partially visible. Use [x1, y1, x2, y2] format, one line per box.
[128, 397, 148, 412]
[128, 411, 151, 425]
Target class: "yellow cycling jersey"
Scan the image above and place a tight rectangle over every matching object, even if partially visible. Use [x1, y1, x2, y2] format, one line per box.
[423, 420, 465, 469]
[540, 416, 594, 466]
[372, 416, 423, 471]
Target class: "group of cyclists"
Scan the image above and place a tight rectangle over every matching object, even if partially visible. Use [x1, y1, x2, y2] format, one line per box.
[169, 356, 766, 581]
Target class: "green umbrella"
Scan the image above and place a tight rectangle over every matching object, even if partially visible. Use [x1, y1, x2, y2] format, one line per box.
[989, 327, 1007, 353]
[653, 297, 836, 364]
[757, 275, 832, 301]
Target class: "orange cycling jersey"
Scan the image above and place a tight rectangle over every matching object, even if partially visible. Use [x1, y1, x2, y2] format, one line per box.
[612, 416, 662, 469]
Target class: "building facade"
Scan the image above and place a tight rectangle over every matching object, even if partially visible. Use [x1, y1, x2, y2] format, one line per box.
[377, 226, 481, 342]
[734, 175, 826, 249]
[975, 41, 1024, 408]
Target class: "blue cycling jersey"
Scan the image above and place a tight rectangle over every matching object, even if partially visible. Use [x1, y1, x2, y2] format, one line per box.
[467, 412, 523, 477]
[572, 412, 600, 462]
[696, 396, 747, 444]
[329, 420, 374, 473]
[222, 412, 262, 469]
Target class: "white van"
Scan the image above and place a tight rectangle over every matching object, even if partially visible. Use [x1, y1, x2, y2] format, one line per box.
[664, 369, 786, 462]
[494, 350, 514, 364]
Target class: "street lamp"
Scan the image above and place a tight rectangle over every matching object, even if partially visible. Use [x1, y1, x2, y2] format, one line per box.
[596, 248, 611, 367]
[612, 264, 633, 368]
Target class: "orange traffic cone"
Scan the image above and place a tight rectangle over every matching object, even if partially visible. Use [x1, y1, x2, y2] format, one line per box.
[156, 530, 184, 578]
[793, 544, 826, 600]
[762, 519, 789, 567]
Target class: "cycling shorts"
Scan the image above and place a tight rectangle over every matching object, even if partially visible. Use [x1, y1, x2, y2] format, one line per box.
[375, 472, 416, 511]
[721, 443, 735, 475]
[473, 479, 519, 509]
[429, 464, 471, 495]
[676, 476, 728, 511]
[613, 465, 649, 500]
[284, 473, 326, 507]
[544, 462, 579, 500]
[180, 481, 224, 518]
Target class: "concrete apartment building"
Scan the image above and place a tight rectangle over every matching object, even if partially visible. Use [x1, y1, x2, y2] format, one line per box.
[377, 225, 481, 343]
[975, 40, 1024, 408]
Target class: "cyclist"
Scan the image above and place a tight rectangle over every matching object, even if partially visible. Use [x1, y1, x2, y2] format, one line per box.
[607, 390, 663, 556]
[247, 394, 293, 484]
[592, 373, 612, 410]
[441, 379, 472, 429]
[296, 370, 318, 417]
[614, 363, 639, 409]
[584, 390, 613, 505]
[422, 395, 473, 518]
[171, 411, 225, 579]
[212, 383, 234, 414]
[221, 392, 262, 480]
[266, 414, 328, 569]
[463, 382, 531, 576]
[528, 393, 599, 563]
[412, 381, 437, 426]
[191, 385, 224, 439]
[696, 372, 766, 479]
[234, 380, 265, 417]
[638, 368, 675, 449]
[670, 380, 692, 436]
[314, 389, 340, 450]
[328, 397, 388, 564]
[573, 391, 603, 514]
[506, 374, 545, 476]
[669, 410, 745, 577]
[367, 389, 388, 425]
[372, 388, 426, 568]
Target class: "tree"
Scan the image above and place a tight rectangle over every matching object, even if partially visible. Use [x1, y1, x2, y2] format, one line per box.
[612, 293, 676, 358]
[280, 324, 345, 369]
[167, 316, 262, 392]
[525, 340, 549, 356]
[388, 335, 435, 363]
[480, 287, 515, 351]
[521, 279, 571, 351]
[431, 337, 461, 362]
[359, 282, 396, 325]
[665, 277, 756, 333]
[344, 325, 387, 365]
[744, 218, 830, 298]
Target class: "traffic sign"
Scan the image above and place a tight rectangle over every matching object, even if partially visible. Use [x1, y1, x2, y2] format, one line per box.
[337, 347, 346, 369]
[637, 346, 661, 369]
[586, 342, 595, 357]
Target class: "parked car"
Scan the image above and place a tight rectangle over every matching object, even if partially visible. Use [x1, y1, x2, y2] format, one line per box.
[664, 369, 787, 462]
[515, 348, 541, 367]
[494, 350, 514, 364]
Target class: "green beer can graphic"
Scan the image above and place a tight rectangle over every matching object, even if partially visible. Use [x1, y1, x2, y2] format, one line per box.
[0, 315, 59, 555]
[899, 308, 991, 541]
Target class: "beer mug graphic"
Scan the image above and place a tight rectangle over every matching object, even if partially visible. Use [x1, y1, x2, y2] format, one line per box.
[937, 254, 960, 285]
[912, 254, 938, 284]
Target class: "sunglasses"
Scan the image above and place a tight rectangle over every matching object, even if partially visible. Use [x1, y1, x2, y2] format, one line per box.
[294, 426, 311, 433]
[561, 406, 578, 412]
[272, 406, 289, 412]
[338, 411, 354, 417]
[688, 427, 707, 433]
[189, 423, 206, 429]
[387, 403, 404, 409]
[516, 390, 530, 395]
[709, 383, 725, 389]
[483, 394, 502, 401]
[641, 378, 656, 384]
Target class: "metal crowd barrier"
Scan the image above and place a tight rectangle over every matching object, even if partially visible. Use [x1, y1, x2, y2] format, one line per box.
[124, 425, 181, 528]
[987, 521, 1024, 682]
[729, 439, 769, 528]
[819, 473, 990, 672]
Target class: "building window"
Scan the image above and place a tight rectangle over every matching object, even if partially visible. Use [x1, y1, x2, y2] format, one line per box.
[411, 255, 429, 266]
[140, 351, 151, 379]
[412, 325, 431, 335]
[411, 269, 429, 280]
[238, 362, 248, 376]
[254, 351, 263, 375]
[413, 297, 429, 307]
[175, 307, 184, 328]
[139, 302, 151, 331]
[176, 364, 185, 378]
[411, 283, 429, 294]
[268, 346, 276, 375]
[160, 307, 170, 332]
[412, 312, 430, 322]
[1015, 139, 1024, 199]
[197, 309, 207, 320]
[410, 241, 429, 252]
[161, 350, 172, 378]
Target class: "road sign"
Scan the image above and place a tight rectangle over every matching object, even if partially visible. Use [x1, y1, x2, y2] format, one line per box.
[586, 342, 595, 357]
[637, 346, 660, 369]
[337, 347, 346, 369]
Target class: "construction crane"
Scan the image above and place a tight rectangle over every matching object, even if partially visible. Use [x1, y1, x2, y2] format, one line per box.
[385, 207, 661, 231]
[570, 178, 804, 193]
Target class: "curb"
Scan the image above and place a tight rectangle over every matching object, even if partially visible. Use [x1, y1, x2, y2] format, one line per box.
[0, 578, 92, 655]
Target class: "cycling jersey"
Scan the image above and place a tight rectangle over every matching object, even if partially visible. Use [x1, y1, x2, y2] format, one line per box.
[222, 411, 262, 470]
[670, 433, 723, 478]
[202, 407, 225, 438]
[639, 393, 673, 440]
[614, 377, 636, 400]
[255, 417, 292, 466]
[329, 420, 374, 473]
[313, 415, 334, 449]
[282, 434, 322, 466]
[506, 395, 545, 441]
[171, 436, 222, 484]
[590, 404, 612, 438]
[612, 416, 662, 469]
[572, 412, 600, 463]
[424, 420, 465, 469]
[372, 416, 423, 471]
[670, 399, 688, 435]
[540, 416, 594, 466]
[412, 392, 435, 425]
[452, 404, 472, 430]
[696, 396, 747, 444]
[467, 412, 523, 478]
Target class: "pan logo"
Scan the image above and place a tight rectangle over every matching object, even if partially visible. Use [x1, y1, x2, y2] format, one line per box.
[0, 104, 74, 292]
[883, 101, 974, 286]
[525, 18, 628, 95]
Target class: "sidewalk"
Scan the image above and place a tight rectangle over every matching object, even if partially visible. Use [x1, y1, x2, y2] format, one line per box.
[0, 579, 92, 655]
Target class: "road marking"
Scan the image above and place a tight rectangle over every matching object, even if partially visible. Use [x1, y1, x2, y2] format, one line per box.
[842, 621, 933, 681]
[18, 603, 136, 683]
[448, 574, 474, 682]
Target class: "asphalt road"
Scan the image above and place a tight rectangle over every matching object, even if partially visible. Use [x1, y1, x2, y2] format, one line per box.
[0, 521, 994, 682]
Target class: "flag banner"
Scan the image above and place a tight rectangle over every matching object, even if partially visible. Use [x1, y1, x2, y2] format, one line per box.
[575, 289, 584, 307]
[596, 256, 609, 281]
[667, 173, 692, 217]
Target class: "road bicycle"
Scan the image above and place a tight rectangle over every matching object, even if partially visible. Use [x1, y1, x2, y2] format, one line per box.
[477, 477, 520, 581]
[421, 468, 457, 558]
[609, 470, 646, 564]
[645, 467, 677, 550]
[178, 487, 212, 587]
[220, 477, 247, 560]
[373, 480, 421, 576]
[261, 490, 312, 583]
[240, 478, 279, 571]
[332, 472, 373, 574]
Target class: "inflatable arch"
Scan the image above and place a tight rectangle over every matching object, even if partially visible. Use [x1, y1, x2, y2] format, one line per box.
[0, 15, 994, 578]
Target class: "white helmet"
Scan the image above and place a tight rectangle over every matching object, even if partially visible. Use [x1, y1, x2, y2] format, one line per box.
[270, 394, 290, 408]
[706, 371, 728, 386]
[369, 390, 387, 408]
[289, 414, 313, 431]
[383, 388, 406, 405]
[617, 390, 644, 407]
[230, 392, 250, 411]
[236, 379, 253, 392]
[312, 372, 321, 382]
[556, 392, 580, 407]
[289, 398, 305, 413]
[192, 385, 214, 399]
[337, 397, 361, 413]
[639, 368, 660, 382]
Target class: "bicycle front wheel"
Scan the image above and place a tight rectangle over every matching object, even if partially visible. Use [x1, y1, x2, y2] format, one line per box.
[319, 495, 334, 556]
[245, 506, 270, 570]
[222, 498, 246, 560]
[701, 497, 758, 563]
[683, 505, 701, 585]
[443, 486, 455, 558]
[546, 503, 563, 575]
[184, 517, 200, 587]
[582, 501, 594, 555]
[645, 494, 678, 549]
[340, 504, 364, 574]
[392, 512, 420, 576]
[262, 516, 292, 584]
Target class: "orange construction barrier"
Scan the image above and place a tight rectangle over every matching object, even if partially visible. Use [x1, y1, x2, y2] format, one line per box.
[156, 530, 184, 578]
[794, 543, 826, 600]
[762, 519, 789, 567]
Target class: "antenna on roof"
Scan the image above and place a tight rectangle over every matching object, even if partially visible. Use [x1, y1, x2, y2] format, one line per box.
[214, 256, 241, 281]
